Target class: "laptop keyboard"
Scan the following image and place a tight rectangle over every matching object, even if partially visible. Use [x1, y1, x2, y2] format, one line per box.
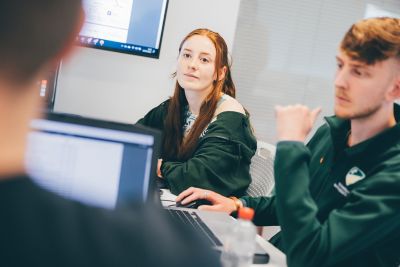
[167, 209, 222, 247]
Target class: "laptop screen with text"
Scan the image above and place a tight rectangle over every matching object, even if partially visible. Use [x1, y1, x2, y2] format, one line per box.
[25, 113, 160, 209]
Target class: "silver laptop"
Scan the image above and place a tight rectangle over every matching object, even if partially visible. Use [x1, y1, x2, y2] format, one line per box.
[166, 201, 270, 263]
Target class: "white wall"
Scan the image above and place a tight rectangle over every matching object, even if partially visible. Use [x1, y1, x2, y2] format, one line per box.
[54, 0, 241, 123]
[232, 0, 400, 143]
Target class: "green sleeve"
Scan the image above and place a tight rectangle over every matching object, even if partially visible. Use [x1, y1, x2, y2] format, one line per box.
[136, 101, 168, 131]
[274, 141, 400, 267]
[240, 195, 279, 226]
[161, 136, 251, 197]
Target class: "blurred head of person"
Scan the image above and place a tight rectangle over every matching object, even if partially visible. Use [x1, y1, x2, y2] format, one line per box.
[0, 0, 84, 176]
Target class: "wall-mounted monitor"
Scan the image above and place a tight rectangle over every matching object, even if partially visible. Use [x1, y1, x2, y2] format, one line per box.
[77, 0, 169, 58]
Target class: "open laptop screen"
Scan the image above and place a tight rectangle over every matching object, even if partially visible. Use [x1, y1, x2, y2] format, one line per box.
[25, 113, 160, 209]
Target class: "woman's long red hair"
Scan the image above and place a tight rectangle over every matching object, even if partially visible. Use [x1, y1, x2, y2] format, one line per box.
[163, 28, 236, 161]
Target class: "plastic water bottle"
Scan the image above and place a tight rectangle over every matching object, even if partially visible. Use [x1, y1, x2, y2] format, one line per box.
[221, 207, 257, 267]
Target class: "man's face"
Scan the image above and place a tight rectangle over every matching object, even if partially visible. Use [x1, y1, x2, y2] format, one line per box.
[334, 50, 400, 120]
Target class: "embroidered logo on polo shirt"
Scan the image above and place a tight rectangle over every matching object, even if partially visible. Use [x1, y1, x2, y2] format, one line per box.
[345, 166, 366, 186]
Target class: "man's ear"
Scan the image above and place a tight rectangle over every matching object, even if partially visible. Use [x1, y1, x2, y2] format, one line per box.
[387, 74, 400, 101]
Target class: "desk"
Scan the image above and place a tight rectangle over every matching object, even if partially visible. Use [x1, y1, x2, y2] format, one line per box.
[160, 189, 286, 267]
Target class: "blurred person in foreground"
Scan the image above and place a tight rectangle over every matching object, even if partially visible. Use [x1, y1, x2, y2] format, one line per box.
[0, 1, 220, 267]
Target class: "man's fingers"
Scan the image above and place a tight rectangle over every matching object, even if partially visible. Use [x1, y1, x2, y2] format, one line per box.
[198, 204, 222, 212]
[178, 189, 211, 205]
[310, 107, 322, 124]
[179, 194, 200, 205]
[175, 187, 197, 202]
[177, 189, 223, 206]
[198, 205, 214, 211]
[203, 190, 221, 202]
[275, 105, 283, 112]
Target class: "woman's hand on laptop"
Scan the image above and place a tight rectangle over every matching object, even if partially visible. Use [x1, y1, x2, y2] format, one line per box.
[176, 187, 236, 214]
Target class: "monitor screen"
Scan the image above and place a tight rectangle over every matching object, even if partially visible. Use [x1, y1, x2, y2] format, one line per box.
[77, 0, 169, 58]
[25, 114, 161, 209]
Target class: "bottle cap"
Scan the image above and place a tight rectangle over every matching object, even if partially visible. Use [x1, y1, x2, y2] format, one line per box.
[238, 207, 254, 221]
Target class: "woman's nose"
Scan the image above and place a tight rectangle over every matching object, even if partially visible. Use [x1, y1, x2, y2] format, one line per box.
[187, 58, 198, 69]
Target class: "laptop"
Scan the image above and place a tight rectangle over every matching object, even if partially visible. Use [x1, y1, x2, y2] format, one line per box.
[25, 112, 269, 263]
[25, 112, 161, 209]
[166, 202, 270, 264]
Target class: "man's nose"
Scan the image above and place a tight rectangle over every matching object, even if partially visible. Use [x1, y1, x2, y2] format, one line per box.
[334, 68, 348, 90]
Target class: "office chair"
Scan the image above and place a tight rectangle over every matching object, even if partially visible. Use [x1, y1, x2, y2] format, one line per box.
[246, 141, 280, 238]
[246, 141, 276, 197]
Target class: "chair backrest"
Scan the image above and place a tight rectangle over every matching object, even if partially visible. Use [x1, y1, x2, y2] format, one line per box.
[246, 141, 275, 197]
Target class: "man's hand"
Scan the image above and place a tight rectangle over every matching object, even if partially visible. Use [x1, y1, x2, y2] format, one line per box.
[275, 105, 321, 142]
[176, 187, 237, 214]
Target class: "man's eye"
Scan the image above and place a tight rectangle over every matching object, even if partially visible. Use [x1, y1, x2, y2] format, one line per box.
[352, 68, 363, 76]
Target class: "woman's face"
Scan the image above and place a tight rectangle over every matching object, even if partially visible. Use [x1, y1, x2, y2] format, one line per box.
[177, 35, 218, 94]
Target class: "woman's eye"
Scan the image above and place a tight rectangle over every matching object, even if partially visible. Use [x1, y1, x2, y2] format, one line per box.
[201, 57, 210, 63]
[183, 53, 191, 58]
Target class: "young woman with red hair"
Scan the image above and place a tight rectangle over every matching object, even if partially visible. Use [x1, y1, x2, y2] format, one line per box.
[138, 28, 256, 197]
